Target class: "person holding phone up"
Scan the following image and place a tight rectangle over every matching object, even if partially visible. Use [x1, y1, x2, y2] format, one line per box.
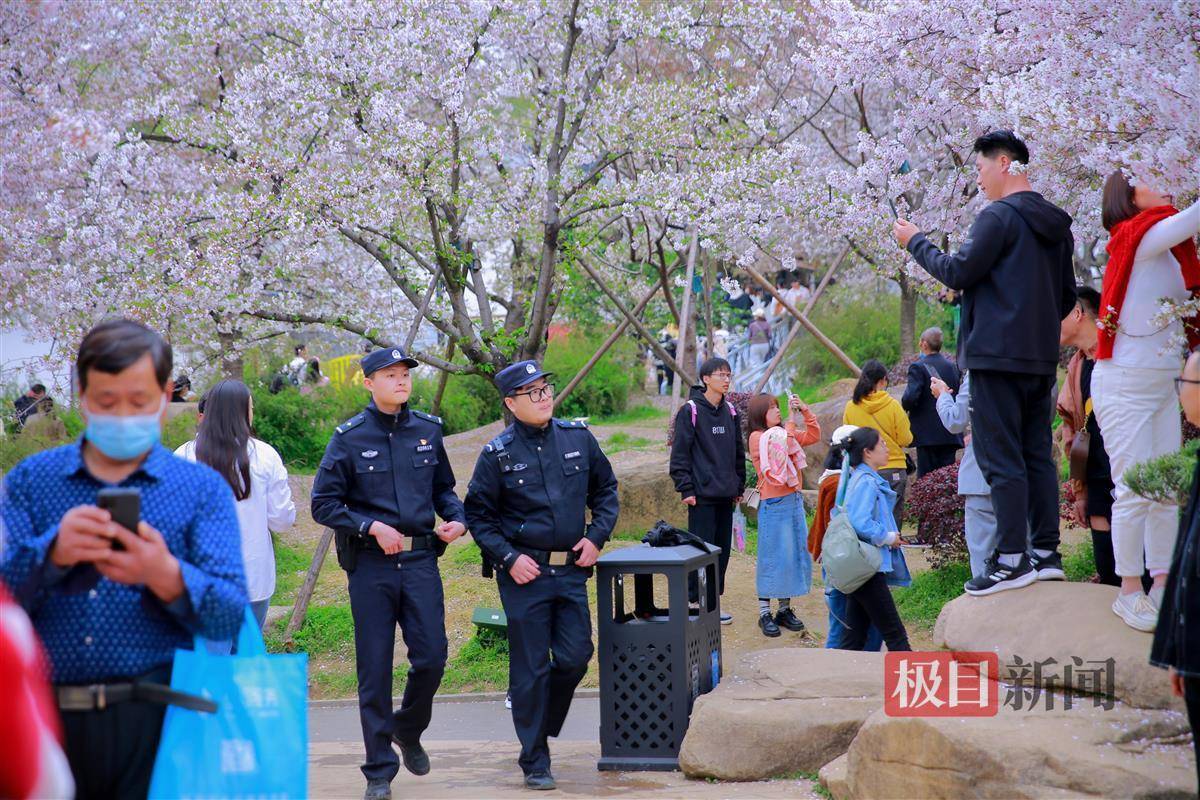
[0, 319, 247, 800]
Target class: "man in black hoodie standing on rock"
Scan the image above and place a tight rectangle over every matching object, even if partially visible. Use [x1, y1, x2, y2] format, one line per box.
[893, 130, 1077, 597]
[669, 357, 745, 624]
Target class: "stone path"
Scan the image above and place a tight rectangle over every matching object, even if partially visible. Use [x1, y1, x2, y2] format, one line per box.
[307, 696, 822, 799]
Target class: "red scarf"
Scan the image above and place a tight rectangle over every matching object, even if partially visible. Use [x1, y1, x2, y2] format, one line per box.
[1096, 205, 1200, 360]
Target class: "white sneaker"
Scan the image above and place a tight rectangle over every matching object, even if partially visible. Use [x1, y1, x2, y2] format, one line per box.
[1112, 591, 1158, 632]
[720, 612, 733, 625]
[1148, 584, 1165, 611]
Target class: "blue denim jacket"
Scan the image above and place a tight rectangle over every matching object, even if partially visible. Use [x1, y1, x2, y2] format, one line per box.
[843, 463, 900, 575]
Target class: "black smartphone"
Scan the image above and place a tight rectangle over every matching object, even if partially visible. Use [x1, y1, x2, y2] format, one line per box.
[97, 488, 140, 551]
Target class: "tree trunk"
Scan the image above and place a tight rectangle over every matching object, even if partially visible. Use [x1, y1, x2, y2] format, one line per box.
[702, 254, 715, 359]
[898, 271, 917, 358]
[217, 329, 244, 381]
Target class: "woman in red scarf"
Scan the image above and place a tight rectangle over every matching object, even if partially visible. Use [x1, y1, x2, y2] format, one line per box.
[1093, 170, 1200, 633]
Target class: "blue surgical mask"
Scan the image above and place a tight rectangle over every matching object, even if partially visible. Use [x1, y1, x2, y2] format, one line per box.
[83, 397, 165, 460]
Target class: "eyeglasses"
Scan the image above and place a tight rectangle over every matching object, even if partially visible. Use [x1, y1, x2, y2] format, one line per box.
[708, 372, 733, 380]
[513, 383, 555, 401]
[1174, 377, 1200, 395]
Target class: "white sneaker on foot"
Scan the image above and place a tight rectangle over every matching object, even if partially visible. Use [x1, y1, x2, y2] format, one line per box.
[1112, 591, 1158, 632]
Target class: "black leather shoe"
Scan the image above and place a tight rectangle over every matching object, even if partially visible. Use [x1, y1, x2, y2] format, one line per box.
[364, 778, 391, 800]
[775, 608, 806, 632]
[758, 612, 781, 637]
[525, 771, 557, 790]
[391, 736, 430, 776]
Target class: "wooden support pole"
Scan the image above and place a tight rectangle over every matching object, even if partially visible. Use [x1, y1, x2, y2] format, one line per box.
[753, 245, 850, 393]
[284, 527, 335, 648]
[672, 229, 700, 404]
[576, 256, 697, 387]
[555, 280, 661, 409]
[402, 279, 440, 352]
[743, 263, 860, 377]
[431, 340, 456, 416]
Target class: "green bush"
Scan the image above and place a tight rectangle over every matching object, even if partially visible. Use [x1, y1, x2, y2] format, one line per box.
[893, 561, 972, 627]
[409, 373, 501, 434]
[249, 383, 369, 469]
[1125, 440, 1198, 506]
[543, 330, 640, 419]
[162, 409, 198, 451]
[786, 287, 954, 394]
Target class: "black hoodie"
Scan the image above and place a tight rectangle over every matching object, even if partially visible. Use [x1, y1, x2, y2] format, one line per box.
[907, 191, 1077, 375]
[669, 385, 746, 501]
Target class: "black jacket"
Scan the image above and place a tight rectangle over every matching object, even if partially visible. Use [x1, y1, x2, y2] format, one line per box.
[311, 402, 465, 560]
[669, 386, 746, 501]
[907, 191, 1077, 375]
[1150, 452, 1200, 677]
[902, 353, 963, 448]
[464, 418, 619, 569]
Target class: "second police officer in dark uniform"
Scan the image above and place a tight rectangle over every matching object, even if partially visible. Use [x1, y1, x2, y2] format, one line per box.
[464, 360, 619, 791]
[311, 348, 467, 800]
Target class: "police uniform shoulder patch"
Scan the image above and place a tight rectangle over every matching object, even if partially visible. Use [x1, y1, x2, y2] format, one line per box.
[484, 430, 515, 453]
[554, 418, 587, 429]
[334, 413, 366, 435]
[411, 409, 444, 426]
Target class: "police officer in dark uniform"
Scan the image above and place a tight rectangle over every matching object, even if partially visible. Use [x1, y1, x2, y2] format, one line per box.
[311, 348, 467, 800]
[464, 360, 619, 791]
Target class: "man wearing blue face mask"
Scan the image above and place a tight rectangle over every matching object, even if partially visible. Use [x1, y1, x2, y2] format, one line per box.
[0, 318, 246, 800]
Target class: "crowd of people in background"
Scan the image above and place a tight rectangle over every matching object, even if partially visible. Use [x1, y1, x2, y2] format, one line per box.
[3, 125, 1200, 795]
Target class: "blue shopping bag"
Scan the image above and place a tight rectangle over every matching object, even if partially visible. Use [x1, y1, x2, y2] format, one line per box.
[149, 609, 308, 799]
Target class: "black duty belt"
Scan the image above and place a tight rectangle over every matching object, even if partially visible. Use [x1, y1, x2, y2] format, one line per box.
[361, 533, 437, 553]
[56, 681, 217, 713]
[515, 545, 578, 567]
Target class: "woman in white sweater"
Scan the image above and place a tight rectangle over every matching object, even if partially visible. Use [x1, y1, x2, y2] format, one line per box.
[177, 380, 296, 646]
[1093, 171, 1200, 632]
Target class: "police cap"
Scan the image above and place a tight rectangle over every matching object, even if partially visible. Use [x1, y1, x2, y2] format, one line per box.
[361, 347, 419, 377]
[495, 360, 554, 396]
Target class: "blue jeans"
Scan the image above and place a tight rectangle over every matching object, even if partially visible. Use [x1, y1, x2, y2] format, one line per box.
[824, 583, 882, 651]
[204, 598, 270, 655]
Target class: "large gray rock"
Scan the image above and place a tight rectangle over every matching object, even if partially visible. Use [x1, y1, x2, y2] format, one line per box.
[679, 648, 885, 781]
[841, 701, 1196, 799]
[934, 581, 1186, 711]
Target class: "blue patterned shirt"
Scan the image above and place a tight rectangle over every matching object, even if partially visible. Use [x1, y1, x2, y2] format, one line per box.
[1, 441, 247, 683]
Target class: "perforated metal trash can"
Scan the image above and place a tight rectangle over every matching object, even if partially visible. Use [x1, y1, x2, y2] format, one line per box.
[595, 542, 722, 771]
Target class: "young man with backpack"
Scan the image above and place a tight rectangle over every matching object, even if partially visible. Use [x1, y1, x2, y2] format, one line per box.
[668, 357, 745, 623]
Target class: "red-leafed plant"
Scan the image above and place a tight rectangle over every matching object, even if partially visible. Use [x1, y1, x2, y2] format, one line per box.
[904, 462, 968, 569]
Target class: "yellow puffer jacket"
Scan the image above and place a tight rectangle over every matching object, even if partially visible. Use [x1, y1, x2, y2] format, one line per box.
[842, 391, 913, 471]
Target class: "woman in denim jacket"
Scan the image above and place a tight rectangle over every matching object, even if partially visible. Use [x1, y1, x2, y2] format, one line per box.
[836, 427, 912, 651]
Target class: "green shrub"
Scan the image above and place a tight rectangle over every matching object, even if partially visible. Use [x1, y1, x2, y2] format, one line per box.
[1125, 440, 1198, 506]
[409, 373, 500, 434]
[786, 287, 954, 394]
[894, 561, 972, 627]
[162, 409, 198, 451]
[249, 383, 369, 469]
[543, 330, 640, 419]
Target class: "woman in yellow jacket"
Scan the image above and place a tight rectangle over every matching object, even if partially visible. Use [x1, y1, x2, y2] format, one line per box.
[843, 359, 913, 527]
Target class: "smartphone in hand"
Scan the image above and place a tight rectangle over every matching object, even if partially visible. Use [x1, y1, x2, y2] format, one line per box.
[97, 488, 140, 551]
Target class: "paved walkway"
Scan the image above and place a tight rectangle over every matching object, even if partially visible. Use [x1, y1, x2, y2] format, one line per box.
[307, 696, 820, 799]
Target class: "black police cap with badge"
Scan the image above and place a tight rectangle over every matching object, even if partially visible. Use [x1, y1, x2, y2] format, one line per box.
[494, 360, 554, 396]
[361, 347, 420, 377]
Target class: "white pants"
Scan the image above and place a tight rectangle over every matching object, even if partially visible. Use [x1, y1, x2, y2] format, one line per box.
[1091, 361, 1181, 576]
[748, 342, 770, 363]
